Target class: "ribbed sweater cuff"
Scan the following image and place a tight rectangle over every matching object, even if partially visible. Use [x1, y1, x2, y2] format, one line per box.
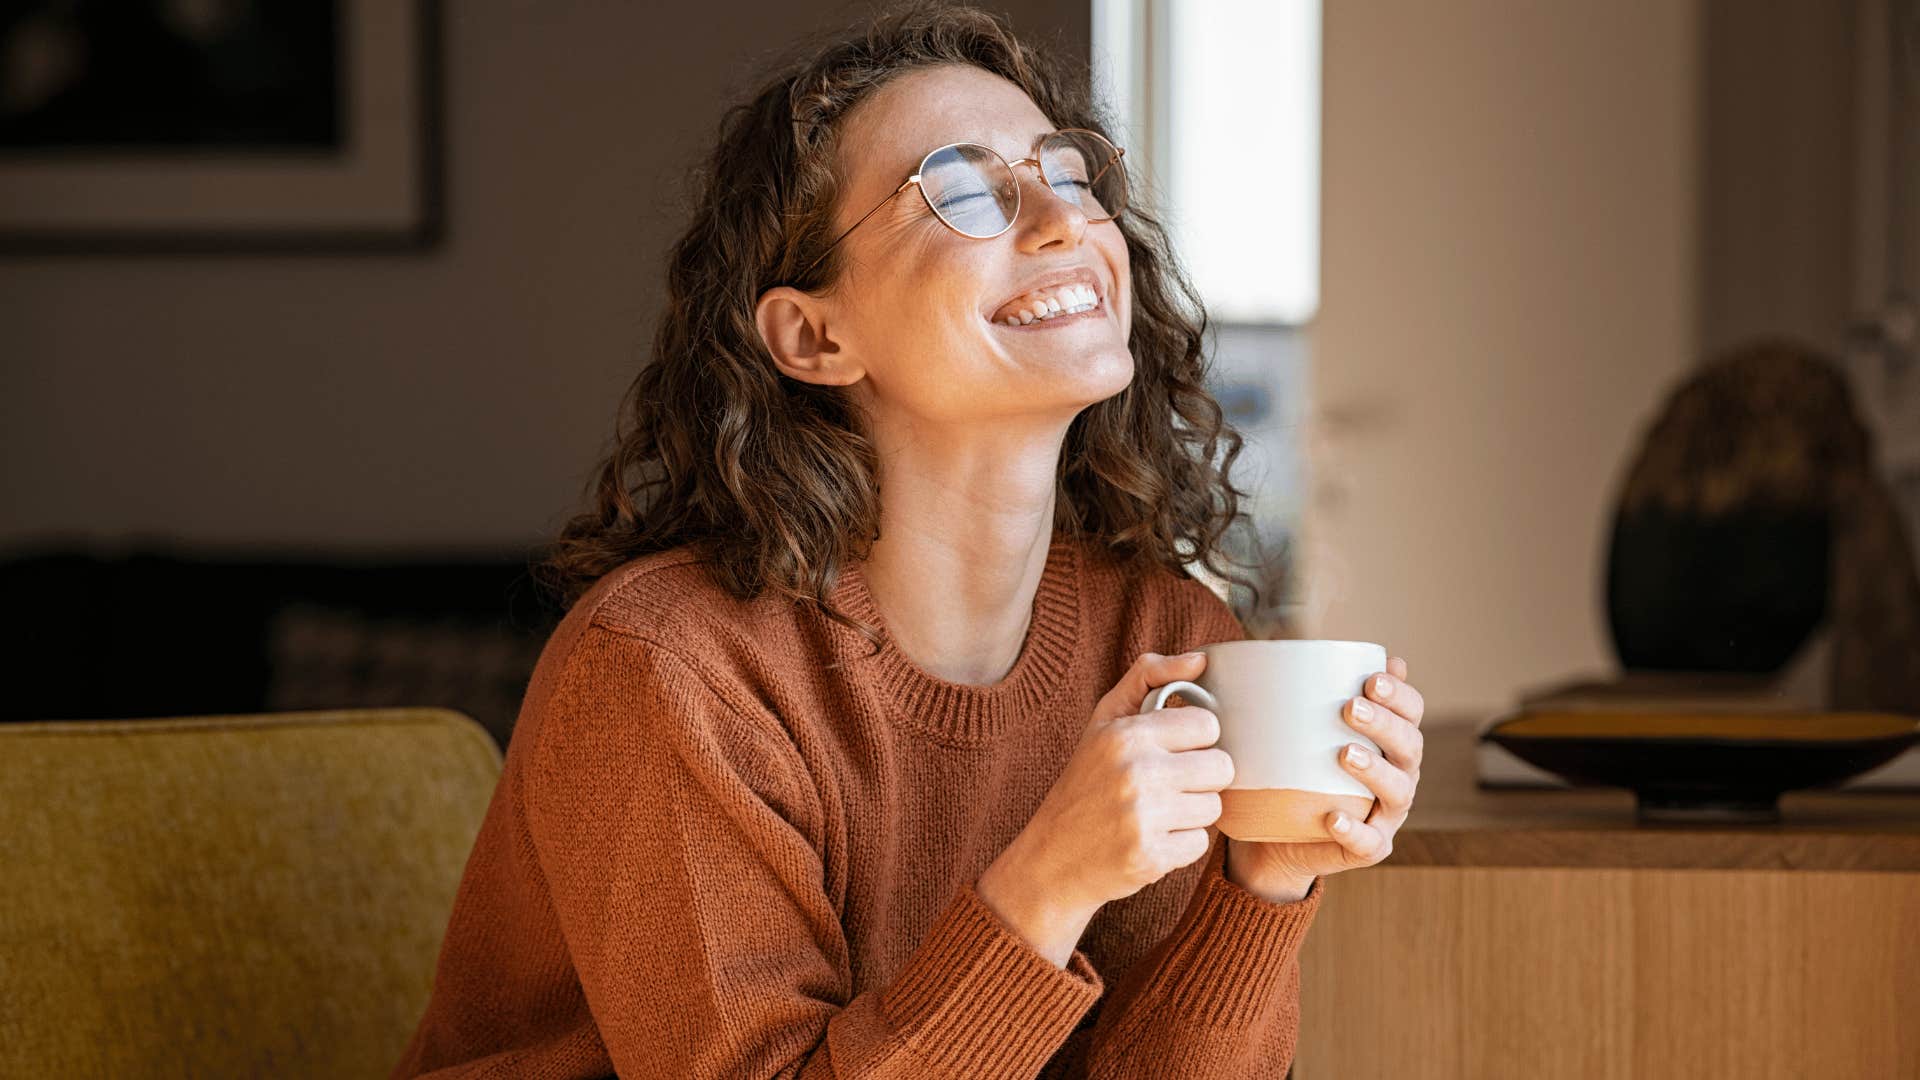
[1107, 837, 1322, 1043]
[878, 882, 1103, 1076]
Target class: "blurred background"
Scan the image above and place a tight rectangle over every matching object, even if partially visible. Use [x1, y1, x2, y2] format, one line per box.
[2, 0, 1917, 744]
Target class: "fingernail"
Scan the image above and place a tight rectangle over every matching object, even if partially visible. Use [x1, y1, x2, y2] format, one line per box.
[1181, 651, 1204, 659]
[1331, 814, 1352, 834]
[1374, 675, 1393, 698]
[1345, 744, 1371, 769]
[1352, 699, 1372, 723]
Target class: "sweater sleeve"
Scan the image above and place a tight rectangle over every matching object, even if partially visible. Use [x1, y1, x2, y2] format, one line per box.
[1062, 574, 1324, 1077]
[521, 623, 1105, 1080]
[1072, 832, 1322, 1076]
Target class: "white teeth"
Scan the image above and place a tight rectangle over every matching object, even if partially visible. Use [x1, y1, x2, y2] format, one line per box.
[995, 282, 1101, 325]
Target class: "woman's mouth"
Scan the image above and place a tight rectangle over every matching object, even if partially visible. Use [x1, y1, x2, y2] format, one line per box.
[990, 283, 1104, 328]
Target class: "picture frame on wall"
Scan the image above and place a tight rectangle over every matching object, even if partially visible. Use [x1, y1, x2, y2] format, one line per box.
[0, 0, 442, 254]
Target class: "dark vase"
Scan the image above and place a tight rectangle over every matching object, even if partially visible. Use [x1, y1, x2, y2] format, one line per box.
[1604, 505, 1829, 673]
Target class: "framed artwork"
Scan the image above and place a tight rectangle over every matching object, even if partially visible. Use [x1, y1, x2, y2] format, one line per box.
[0, 0, 442, 253]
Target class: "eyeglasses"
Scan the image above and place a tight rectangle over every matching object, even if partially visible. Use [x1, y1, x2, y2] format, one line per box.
[797, 127, 1128, 282]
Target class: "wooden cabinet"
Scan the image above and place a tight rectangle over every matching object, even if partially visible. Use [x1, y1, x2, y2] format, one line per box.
[1291, 721, 1920, 1079]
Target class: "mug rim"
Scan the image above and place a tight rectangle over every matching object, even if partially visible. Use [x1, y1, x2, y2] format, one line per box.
[1200, 638, 1384, 651]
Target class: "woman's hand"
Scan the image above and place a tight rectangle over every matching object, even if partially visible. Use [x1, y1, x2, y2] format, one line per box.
[1224, 655, 1425, 902]
[977, 651, 1234, 964]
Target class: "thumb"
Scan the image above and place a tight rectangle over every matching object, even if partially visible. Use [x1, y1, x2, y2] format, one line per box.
[1094, 650, 1209, 724]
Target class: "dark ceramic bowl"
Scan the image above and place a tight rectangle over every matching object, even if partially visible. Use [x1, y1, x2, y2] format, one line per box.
[1480, 711, 1919, 823]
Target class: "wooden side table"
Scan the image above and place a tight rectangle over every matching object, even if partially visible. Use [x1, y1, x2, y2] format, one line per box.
[1290, 718, 1920, 1079]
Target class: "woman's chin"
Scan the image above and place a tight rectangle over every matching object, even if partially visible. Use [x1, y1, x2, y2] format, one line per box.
[974, 315, 1134, 393]
[1025, 341, 1135, 400]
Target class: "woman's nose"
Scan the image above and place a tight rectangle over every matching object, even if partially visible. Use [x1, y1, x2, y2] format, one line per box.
[1012, 167, 1089, 250]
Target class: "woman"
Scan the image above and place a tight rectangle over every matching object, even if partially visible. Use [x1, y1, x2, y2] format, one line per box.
[393, 4, 1424, 1077]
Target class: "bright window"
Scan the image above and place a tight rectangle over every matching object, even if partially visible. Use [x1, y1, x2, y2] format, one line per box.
[1092, 0, 1321, 629]
[1093, 0, 1321, 325]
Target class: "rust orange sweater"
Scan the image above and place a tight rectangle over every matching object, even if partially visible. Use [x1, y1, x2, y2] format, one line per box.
[393, 529, 1323, 1078]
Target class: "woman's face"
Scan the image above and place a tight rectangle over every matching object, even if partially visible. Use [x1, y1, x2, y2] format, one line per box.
[757, 64, 1134, 428]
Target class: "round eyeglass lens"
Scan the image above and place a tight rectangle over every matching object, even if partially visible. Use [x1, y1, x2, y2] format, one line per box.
[1039, 130, 1127, 220]
[920, 143, 1020, 237]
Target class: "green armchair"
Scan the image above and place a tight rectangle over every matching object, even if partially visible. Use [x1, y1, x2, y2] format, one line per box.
[0, 708, 500, 1078]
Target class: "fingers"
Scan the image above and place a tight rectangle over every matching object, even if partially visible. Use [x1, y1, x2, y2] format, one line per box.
[1167, 825, 1216, 868]
[1100, 651, 1208, 722]
[1338, 739, 1416, 821]
[1170, 790, 1224, 831]
[1141, 706, 1221, 752]
[1344, 694, 1424, 775]
[1363, 668, 1425, 728]
[1325, 809, 1394, 866]
[1168, 745, 1235, 791]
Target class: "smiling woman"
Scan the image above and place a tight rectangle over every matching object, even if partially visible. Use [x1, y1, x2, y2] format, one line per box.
[386, 4, 1375, 1078]
[534, 5, 1263, 639]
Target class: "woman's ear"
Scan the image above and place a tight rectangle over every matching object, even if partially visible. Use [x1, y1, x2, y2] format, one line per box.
[754, 286, 863, 386]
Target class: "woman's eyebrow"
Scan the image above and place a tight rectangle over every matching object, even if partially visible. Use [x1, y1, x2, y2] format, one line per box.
[904, 130, 1052, 170]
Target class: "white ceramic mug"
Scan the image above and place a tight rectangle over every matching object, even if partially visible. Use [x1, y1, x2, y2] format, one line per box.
[1141, 639, 1387, 842]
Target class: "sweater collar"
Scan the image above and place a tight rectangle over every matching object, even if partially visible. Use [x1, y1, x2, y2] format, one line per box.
[828, 530, 1083, 744]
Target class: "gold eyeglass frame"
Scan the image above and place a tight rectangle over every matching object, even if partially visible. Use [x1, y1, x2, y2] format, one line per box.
[797, 127, 1127, 281]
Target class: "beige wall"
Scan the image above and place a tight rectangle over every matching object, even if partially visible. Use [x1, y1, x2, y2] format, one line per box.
[0, 0, 1730, 722]
[1304, 0, 1701, 717]
[0, 0, 1088, 555]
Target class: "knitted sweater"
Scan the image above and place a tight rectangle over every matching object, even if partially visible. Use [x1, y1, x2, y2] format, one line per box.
[392, 529, 1323, 1078]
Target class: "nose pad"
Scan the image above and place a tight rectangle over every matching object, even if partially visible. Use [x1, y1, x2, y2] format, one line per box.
[1011, 163, 1089, 247]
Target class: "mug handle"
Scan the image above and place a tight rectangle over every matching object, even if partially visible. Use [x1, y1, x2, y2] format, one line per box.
[1142, 680, 1220, 715]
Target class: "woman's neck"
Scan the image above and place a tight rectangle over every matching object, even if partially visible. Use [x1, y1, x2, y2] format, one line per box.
[857, 482, 1061, 686]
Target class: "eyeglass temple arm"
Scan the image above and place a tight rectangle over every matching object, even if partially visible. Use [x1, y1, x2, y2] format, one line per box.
[799, 176, 918, 280]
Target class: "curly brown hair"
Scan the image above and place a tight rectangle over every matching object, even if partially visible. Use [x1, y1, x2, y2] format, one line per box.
[533, 0, 1269, 658]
